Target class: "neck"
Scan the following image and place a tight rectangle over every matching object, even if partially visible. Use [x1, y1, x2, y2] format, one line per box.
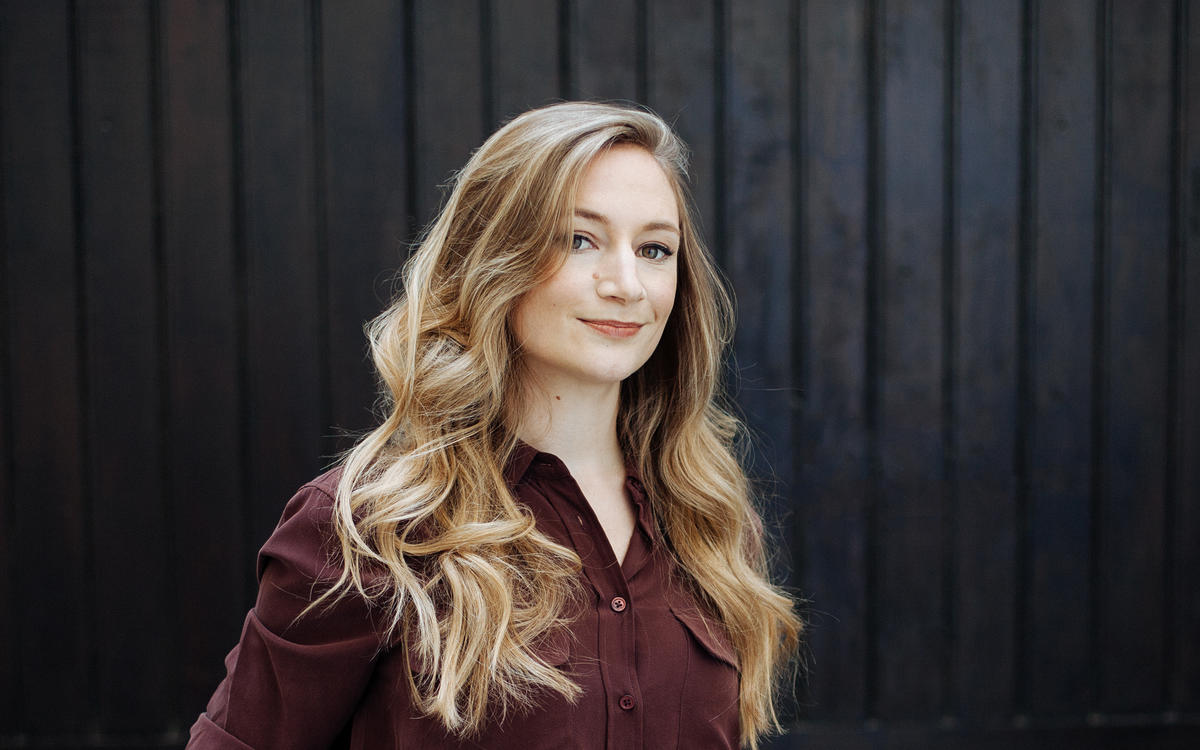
[513, 375, 624, 476]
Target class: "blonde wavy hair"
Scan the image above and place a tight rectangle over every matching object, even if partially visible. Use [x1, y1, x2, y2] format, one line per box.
[318, 101, 800, 747]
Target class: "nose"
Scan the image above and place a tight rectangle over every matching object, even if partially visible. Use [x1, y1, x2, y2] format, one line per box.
[594, 246, 646, 302]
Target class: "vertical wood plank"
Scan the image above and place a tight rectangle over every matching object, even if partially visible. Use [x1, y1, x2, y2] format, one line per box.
[77, 0, 171, 727]
[1028, 0, 1096, 715]
[570, 0, 640, 100]
[954, 0, 1021, 721]
[0, 0, 91, 732]
[725, 0, 796, 605]
[798, 0, 871, 720]
[321, 1, 410, 453]
[239, 0, 325, 547]
[1172, 0, 1200, 714]
[1101, 0, 1172, 712]
[0, 0, 13, 726]
[160, 0, 245, 719]
[492, 0, 561, 121]
[0, 184, 9, 730]
[646, 0, 719, 250]
[876, 0, 946, 718]
[413, 0, 485, 226]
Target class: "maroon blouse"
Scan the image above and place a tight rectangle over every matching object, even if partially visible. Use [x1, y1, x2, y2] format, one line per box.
[188, 443, 741, 749]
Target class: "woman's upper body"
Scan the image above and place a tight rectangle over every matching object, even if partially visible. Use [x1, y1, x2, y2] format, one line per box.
[189, 443, 741, 749]
[189, 101, 800, 749]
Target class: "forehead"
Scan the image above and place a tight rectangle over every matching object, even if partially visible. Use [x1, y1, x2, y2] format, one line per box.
[574, 145, 680, 222]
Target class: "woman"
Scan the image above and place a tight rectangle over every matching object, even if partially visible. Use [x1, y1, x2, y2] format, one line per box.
[189, 101, 800, 749]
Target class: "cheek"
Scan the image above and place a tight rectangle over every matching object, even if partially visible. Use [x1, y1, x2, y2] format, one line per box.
[511, 298, 541, 345]
[512, 284, 566, 343]
[652, 273, 678, 320]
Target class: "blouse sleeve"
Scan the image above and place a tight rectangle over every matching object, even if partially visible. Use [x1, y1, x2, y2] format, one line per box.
[188, 475, 387, 750]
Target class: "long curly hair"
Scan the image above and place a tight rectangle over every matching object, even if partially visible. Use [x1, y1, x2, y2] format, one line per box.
[317, 101, 801, 747]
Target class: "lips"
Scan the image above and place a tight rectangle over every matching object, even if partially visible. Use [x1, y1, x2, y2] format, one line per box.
[580, 319, 644, 338]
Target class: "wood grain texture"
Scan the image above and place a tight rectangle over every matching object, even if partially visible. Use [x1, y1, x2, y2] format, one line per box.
[780, 723, 1200, 750]
[1173, 0, 1200, 714]
[0, 182, 9, 731]
[1, 0, 91, 732]
[954, 0, 1021, 721]
[646, 0, 719, 251]
[238, 0, 325, 549]
[724, 0, 795, 471]
[0, 0, 14, 727]
[798, 0, 871, 721]
[876, 0, 946, 718]
[321, 0, 410, 453]
[570, 0, 640, 100]
[1101, 0, 1172, 712]
[492, 0, 562, 119]
[724, 0, 797, 595]
[160, 0, 247, 720]
[1028, 0, 1097, 715]
[76, 0, 172, 727]
[0, 1, 1195, 744]
[412, 0, 485, 226]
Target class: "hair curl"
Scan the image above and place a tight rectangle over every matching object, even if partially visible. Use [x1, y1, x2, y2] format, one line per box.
[315, 101, 801, 748]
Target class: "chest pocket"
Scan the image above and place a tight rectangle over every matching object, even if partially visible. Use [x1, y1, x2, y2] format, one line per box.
[666, 600, 741, 745]
[667, 601, 739, 671]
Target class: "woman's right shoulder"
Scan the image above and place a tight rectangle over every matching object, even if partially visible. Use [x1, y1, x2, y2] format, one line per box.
[188, 464, 386, 749]
[257, 467, 345, 574]
[251, 467, 366, 623]
[273, 466, 344, 530]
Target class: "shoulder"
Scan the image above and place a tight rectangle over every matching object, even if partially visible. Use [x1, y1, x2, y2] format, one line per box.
[190, 468, 385, 748]
[251, 466, 389, 643]
[273, 466, 344, 531]
[257, 466, 346, 582]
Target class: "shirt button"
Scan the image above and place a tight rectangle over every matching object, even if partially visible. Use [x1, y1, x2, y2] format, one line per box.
[610, 596, 627, 612]
[619, 694, 635, 710]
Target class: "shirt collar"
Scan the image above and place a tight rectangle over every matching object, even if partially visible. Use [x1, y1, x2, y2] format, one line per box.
[504, 440, 645, 488]
[504, 440, 659, 545]
[503, 439, 540, 490]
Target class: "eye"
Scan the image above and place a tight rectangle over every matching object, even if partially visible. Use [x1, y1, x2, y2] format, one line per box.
[637, 243, 674, 261]
[571, 233, 598, 251]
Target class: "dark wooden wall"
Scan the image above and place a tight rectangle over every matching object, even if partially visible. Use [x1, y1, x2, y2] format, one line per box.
[1, 1, 1197, 748]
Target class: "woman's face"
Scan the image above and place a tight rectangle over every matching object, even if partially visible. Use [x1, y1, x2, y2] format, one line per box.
[513, 144, 680, 391]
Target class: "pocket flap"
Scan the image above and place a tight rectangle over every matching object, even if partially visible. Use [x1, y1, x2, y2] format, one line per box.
[668, 601, 739, 671]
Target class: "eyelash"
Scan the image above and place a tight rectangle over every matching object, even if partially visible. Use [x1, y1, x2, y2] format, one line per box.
[570, 233, 675, 261]
[638, 243, 673, 261]
[570, 233, 597, 251]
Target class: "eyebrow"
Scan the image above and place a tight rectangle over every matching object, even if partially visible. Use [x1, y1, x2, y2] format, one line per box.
[574, 208, 680, 236]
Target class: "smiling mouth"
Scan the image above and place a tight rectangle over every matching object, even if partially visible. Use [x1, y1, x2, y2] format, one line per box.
[580, 319, 644, 338]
